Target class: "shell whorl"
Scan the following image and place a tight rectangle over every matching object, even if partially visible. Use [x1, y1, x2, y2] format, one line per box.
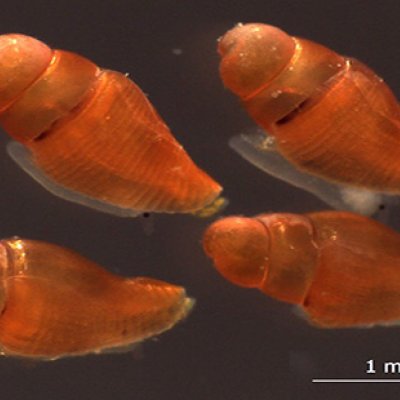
[0, 34, 223, 215]
[218, 23, 296, 99]
[218, 23, 345, 127]
[0, 238, 194, 358]
[203, 216, 270, 287]
[255, 214, 318, 304]
[203, 213, 319, 305]
[0, 34, 53, 112]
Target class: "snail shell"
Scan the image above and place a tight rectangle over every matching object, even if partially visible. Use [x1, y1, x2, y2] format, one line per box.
[203, 211, 400, 328]
[0, 34, 223, 217]
[218, 23, 400, 194]
[0, 238, 193, 359]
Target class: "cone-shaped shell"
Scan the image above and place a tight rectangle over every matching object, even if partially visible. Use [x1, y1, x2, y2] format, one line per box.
[203, 211, 400, 328]
[0, 34, 222, 216]
[218, 23, 400, 194]
[0, 238, 193, 359]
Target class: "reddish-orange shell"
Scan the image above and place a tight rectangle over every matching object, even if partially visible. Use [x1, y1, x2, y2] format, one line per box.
[0, 34, 222, 216]
[218, 23, 400, 193]
[0, 238, 193, 359]
[203, 211, 400, 328]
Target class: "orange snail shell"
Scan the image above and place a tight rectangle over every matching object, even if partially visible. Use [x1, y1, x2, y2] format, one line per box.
[218, 23, 400, 193]
[0, 34, 222, 216]
[203, 211, 400, 328]
[0, 238, 193, 359]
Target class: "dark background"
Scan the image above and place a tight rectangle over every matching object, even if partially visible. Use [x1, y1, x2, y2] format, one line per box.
[0, 1, 399, 399]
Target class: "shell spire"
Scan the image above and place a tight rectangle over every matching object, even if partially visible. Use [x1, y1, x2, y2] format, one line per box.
[204, 211, 400, 328]
[218, 23, 400, 195]
[0, 33, 223, 217]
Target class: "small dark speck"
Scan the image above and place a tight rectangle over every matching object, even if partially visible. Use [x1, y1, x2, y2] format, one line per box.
[142, 212, 151, 218]
[379, 204, 386, 210]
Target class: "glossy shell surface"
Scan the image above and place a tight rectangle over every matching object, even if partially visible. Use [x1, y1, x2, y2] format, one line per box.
[0, 34, 222, 216]
[0, 238, 193, 359]
[218, 23, 400, 194]
[203, 211, 400, 328]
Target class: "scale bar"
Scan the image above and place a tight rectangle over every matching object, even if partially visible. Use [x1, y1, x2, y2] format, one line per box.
[313, 379, 400, 383]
